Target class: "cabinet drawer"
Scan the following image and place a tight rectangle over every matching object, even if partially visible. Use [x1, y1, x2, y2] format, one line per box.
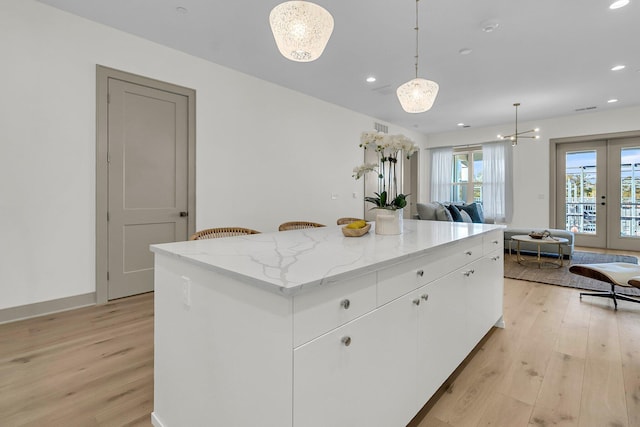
[378, 254, 442, 305]
[293, 272, 376, 347]
[483, 230, 503, 255]
[378, 237, 483, 305]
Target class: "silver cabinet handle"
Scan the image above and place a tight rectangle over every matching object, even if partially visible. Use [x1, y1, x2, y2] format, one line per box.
[340, 299, 350, 310]
[491, 255, 501, 261]
[341, 336, 352, 346]
[421, 294, 429, 301]
[413, 298, 421, 306]
[416, 269, 424, 277]
[492, 240, 499, 245]
[463, 269, 475, 277]
[465, 251, 473, 256]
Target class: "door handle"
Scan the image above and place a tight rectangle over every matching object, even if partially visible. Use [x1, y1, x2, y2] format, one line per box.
[180, 211, 188, 217]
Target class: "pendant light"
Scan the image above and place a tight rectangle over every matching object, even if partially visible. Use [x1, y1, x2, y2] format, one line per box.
[269, 1, 334, 62]
[396, 0, 439, 113]
[497, 103, 540, 146]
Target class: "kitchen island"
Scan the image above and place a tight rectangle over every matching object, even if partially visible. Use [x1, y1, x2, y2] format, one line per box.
[150, 220, 505, 427]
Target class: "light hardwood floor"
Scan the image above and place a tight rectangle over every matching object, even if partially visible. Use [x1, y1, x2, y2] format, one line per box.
[1, 249, 639, 427]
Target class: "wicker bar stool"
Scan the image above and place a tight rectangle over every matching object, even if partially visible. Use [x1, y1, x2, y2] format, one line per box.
[189, 227, 261, 240]
[336, 217, 365, 225]
[278, 221, 325, 231]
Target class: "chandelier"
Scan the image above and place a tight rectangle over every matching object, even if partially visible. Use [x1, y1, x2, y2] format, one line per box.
[396, 0, 439, 113]
[497, 103, 540, 146]
[269, 1, 334, 62]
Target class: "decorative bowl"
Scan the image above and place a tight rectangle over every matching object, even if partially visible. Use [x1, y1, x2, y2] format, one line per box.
[529, 230, 550, 239]
[342, 223, 371, 237]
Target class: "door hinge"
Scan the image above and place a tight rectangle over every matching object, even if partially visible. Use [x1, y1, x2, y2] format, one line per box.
[107, 93, 110, 104]
[107, 152, 111, 163]
[107, 211, 110, 221]
[107, 271, 110, 281]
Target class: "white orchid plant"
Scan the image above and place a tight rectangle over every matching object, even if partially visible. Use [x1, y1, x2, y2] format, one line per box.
[353, 131, 419, 210]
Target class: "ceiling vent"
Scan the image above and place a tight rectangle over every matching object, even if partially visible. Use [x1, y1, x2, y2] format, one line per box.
[575, 106, 597, 112]
[374, 122, 388, 133]
[371, 85, 395, 96]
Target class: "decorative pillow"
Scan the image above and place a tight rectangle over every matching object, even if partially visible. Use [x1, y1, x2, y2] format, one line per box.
[459, 209, 473, 223]
[457, 202, 485, 223]
[446, 203, 464, 222]
[435, 202, 453, 221]
[416, 202, 438, 220]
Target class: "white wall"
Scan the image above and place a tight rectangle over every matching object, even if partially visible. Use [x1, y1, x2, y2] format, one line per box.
[0, 0, 427, 311]
[425, 105, 640, 228]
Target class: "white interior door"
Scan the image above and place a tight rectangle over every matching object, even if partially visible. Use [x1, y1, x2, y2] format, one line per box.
[107, 78, 190, 300]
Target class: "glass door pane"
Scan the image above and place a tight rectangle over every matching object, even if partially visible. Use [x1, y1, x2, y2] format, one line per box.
[619, 147, 640, 237]
[565, 151, 597, 234]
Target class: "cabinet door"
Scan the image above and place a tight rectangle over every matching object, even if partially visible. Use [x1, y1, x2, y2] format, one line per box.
[415, 271, 467, 406]
[294, 294, 418, 427]
[464, 253, 504, 348]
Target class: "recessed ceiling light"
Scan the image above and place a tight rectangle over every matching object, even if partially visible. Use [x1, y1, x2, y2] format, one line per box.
[480, 20, 499, 33]
[611, 65, 626, 71]
[458, 48, 472, 55]
[457, 123, 465, 127]
[608, 98, 619, 103]
[366, 76, 376, 83]
[609, 0, 629, 9]
[176, 6, 188, 14]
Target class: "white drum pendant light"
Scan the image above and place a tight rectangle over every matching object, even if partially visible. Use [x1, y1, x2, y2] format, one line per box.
[397, 0, 439, 113]
[269, 1, 334, 62]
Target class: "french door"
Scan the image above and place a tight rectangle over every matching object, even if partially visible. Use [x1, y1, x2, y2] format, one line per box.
[556, 137, 640, 250]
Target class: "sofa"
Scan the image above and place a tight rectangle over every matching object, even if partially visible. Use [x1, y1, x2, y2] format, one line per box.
[503, 228, 574, 259]
[416, 202, 574, 259]
[416, 201, 487, 224]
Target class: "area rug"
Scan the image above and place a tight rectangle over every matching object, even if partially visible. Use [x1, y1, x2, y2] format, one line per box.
[503, 251, 640, 296]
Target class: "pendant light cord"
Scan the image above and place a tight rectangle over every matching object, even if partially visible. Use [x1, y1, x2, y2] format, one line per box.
[414, 0, 420, 79]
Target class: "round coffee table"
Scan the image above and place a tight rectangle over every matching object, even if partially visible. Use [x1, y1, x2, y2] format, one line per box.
[510, 235, 569, 268]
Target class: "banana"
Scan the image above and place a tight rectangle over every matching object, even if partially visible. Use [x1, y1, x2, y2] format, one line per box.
[345, 220, 367, 229]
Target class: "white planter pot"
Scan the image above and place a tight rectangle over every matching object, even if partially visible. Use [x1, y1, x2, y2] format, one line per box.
[374, 208, 403, 235]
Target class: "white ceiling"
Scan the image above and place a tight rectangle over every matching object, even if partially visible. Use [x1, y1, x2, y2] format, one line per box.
[37, 0, 640, 134]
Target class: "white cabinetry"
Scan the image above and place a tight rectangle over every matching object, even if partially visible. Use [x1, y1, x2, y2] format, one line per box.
[293, 230, 504, 427]
[151, 223, 504, 427]
[294, 293, 418, 427]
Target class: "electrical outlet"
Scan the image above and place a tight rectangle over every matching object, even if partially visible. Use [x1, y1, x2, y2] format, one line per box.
[181, 276, 191, 307]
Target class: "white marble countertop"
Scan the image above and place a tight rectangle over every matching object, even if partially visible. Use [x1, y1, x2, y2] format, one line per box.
[151, 220, 504, 296]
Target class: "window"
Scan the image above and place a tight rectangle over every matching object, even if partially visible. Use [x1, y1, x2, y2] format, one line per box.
[451, 148, 482, 204]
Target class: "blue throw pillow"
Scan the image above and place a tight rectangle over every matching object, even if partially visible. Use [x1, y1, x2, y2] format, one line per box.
[446, 203, 464, 222]
[458, 202, 484, 223]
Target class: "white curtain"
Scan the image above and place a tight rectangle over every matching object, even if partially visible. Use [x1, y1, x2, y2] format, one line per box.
[482, 140, 513, 224]
[430, 147, 453, 202]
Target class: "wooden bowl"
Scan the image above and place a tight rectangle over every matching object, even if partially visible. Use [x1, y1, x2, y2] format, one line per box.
[342, 223, 371, 237]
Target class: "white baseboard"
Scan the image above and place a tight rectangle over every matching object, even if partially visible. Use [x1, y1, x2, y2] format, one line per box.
[151, 412, 166, 427]
[0, 292, 96, 324]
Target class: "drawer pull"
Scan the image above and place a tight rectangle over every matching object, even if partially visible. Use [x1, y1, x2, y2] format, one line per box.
[341, 336, 352, 347]
[463, 269, 475, 277]
[416, 269, 424, 277]
[492, 240, 499, 245]
[465, 251, 473, 256]
[413, 298, 421, 306]
[340, 299, 351, 310]
[421, 294, 429, 301]
[491, 255, 501, 261]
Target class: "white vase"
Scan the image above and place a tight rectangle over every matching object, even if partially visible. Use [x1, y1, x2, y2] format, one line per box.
[374, 208, 403, 235]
